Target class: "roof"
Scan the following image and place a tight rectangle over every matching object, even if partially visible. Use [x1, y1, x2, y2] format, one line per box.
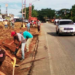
[14, 16, 19, 19]
[30, 17, 37, 21]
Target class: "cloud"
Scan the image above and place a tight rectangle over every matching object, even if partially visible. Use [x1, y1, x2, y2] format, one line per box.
[9, 4, 21, 9]
[0, 0, 75, 16]
[33, 0, 75, 10]
[1, 8, 21, 16]
[0, 0, 21, 3]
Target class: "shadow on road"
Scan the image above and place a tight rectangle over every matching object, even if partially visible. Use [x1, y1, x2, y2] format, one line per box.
[47, 32, 74, 37]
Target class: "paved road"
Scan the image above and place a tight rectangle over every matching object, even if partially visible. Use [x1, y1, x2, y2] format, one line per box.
[43, 23, 75, 75]
[32, 23, 75, 75]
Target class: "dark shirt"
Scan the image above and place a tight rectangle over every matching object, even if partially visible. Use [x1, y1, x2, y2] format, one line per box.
[0, 49, 5, 62]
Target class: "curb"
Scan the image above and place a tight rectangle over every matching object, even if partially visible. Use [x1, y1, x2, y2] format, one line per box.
[28, 36, 39, 75]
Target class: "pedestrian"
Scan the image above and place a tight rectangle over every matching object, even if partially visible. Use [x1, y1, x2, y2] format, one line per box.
[8, 20, 11, 29]
[37, 20, 41, 32]
[11, 31, 26, 60]
[32, 20, 34, 26]
[11, 19, 15, 29]
[23, 31, 33, 52]
[3, 20, 8, 29]
[27, 21, 30, 31]
[0, 44, 15, 67]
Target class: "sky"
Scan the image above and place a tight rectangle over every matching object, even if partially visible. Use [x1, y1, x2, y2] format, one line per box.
[0, 0, 75, 16]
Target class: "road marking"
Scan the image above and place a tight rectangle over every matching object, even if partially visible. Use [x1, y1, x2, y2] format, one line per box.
[43, 25, 55, 75]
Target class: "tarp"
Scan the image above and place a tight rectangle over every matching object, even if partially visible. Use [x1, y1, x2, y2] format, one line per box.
[30, 17, 37, 21]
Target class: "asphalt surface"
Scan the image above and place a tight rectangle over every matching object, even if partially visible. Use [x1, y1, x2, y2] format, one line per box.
[32, 23, 75, 75]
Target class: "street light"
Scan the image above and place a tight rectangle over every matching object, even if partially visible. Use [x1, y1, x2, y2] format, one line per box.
[5, 4, 8, 16]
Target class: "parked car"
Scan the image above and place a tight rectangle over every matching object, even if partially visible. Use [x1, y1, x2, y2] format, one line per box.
[54, 19, 59, 25]
[56, 19, 75, 35]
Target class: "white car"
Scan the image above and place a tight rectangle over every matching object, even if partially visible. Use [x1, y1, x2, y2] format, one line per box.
[56, 19, 75, 35]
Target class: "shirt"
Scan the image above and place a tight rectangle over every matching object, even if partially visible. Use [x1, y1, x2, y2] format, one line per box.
[3, 21, 8, 25]
[17, 33, 26, 43]
[27, 23, 30, 27]
[0, 49, 5, 62]
[23, 31, 33, 39]
[38, 21, 41, 26]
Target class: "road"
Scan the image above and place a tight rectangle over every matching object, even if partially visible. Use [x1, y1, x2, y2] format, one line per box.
[32, 23, 75, 75]
[43, 23, 75, 75]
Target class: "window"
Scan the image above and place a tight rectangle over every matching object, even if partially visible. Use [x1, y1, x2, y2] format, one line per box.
[59, 21, 73, 25]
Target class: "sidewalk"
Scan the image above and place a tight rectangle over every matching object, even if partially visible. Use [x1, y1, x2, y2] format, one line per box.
[31, 25, 51, 75]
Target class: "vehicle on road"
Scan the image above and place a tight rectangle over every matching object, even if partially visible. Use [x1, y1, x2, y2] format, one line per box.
[56, 19, 75, 35]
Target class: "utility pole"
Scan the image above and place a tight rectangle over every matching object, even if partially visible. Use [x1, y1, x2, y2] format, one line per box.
[22, 0, 26, 20]
[29, 3, 32, 21]
[22, 0, 26, 27]
[24, 0, 26, 19]
[0, 5, 1, 14]
[29, 0, 39, 21]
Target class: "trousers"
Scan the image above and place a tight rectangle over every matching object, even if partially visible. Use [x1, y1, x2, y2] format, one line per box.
[21, 42, 26, 59]
[26, 38, 33, 51]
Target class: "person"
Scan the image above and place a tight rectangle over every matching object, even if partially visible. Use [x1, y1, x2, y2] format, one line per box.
[23, 31, 33, 52]
[11, 20, 15, 29]
[37, 20, 41, 32]
[3, 20, 8, 29]
[27, 21, 30, 31]
[8, 20, 11, 29]
[32, 20, 34, 27]
[0, 44, 15, 67]
[11, 31, 26, 60]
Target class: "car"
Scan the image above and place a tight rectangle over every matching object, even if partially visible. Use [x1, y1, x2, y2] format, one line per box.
[56, 19, 75, 35]
[54, 19, 59, 25]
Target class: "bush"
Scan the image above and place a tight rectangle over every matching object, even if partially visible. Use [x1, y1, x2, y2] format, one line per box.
[73, 16, 75, 22]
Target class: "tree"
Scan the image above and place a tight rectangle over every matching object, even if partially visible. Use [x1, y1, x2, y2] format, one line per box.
[20, 5, 38, 19]
[70, 4, 75, 22]
[71, 5, 75, 17]
[37, 8, 55, 21]
[56, 9, 70, 19]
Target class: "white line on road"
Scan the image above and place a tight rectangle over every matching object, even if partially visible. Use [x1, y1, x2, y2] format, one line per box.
[43, 25, 55, 75]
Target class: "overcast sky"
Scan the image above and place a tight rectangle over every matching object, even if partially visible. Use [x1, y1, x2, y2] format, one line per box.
[0, 0, 75, 16]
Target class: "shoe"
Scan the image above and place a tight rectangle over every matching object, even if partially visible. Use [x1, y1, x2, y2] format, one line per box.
[15, 64, 20, 67]
[20, 59, 24, 61]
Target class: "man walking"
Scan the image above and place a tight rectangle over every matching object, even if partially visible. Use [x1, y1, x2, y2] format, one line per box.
[37, 20, 41, 32]
[27, 21, 30, 31]
[11, 31, 26, 60]
[23, 31, 33, 52]
[3, 20, 8, 29]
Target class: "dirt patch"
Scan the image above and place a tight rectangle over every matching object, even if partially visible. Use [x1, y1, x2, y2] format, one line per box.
[0, 22, 39, 75]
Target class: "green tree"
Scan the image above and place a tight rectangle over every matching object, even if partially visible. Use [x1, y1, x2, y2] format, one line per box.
[20, 5, 38, 19]
[71, 5, 75, 16]
[57, 9, 70, 19]
[70, 4, 75, 22]
[37, 8, 55, 21]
